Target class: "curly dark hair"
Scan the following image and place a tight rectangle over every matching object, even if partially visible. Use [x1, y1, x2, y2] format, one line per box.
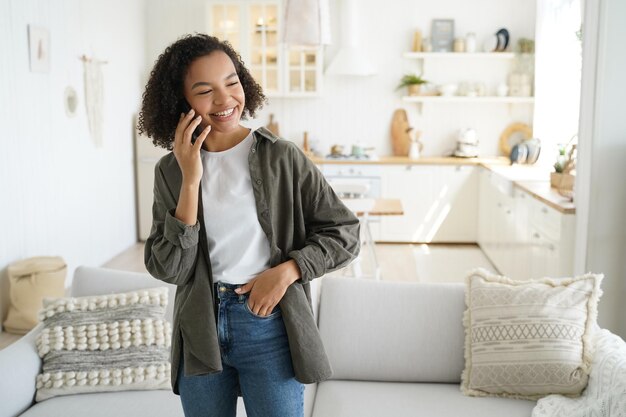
[137, 33, 265, 150]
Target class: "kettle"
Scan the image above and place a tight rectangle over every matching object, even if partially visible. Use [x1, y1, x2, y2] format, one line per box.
[454, 128, 479, 157]
[458, 128, 478, 145]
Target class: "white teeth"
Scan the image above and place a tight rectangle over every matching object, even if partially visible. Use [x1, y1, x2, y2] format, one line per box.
[212, 108, 234, 117]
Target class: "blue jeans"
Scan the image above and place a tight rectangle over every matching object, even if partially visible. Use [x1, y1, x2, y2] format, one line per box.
[177, 283, 304, 417]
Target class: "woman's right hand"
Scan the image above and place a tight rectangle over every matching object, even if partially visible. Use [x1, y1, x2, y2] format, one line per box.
[173, 109, 211, 186]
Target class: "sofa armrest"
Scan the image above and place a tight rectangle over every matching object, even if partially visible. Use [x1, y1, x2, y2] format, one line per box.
[0, 324, 42, 417]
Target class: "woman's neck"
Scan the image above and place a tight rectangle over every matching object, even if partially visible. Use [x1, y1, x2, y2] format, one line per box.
[202, 125, 251, 152]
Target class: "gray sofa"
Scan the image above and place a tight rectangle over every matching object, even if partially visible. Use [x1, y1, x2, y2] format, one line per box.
[0, 266, 538, 417]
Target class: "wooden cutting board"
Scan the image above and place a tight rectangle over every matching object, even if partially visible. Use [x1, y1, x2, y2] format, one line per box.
[390, 109, 411, 156]
[266, 113, 279, 136]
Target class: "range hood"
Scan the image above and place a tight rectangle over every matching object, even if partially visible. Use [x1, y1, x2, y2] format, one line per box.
[326, 0, 377, 76]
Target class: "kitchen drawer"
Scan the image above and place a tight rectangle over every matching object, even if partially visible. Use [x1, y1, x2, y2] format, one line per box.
[529, 226, 561, 279]
[529, 197, 561, 241]
[489, 170, 514, 197]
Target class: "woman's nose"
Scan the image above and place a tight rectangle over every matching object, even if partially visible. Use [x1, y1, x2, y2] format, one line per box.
[213, 88, 227, 104]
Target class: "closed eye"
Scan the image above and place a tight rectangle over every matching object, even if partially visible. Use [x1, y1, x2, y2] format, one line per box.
[199, 90, 212, 95]
[228, 82, 239, 87]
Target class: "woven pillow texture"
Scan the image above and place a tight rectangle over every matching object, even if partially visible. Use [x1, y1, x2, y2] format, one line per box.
[35, 287, 171, 401]
[461, 268, 603, 400]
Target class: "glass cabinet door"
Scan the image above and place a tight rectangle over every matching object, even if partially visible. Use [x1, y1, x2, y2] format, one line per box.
[249, 3, 279, 94]
[209, 4, 241, 51]
[207, 0, 322, 96]
[287, 47, 320, 93]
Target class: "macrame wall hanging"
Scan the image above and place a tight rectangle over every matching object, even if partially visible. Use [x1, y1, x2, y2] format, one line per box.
[80, 55, 107, 148]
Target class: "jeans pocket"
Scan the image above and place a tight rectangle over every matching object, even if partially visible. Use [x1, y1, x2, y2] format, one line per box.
[244, 300, 281, 319]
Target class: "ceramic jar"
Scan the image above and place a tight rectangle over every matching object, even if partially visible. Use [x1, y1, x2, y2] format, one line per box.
[465, 32, 477, 53]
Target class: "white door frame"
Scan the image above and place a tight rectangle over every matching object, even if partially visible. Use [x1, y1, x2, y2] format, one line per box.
[573, 0, 603, 274]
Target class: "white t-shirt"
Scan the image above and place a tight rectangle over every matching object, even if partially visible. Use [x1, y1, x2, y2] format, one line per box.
[200, 130, 271, 284]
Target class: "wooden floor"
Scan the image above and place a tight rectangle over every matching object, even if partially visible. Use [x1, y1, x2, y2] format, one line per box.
[0, 241, 495, 349]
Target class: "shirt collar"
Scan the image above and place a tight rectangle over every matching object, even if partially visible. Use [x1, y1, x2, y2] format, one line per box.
[254, 126, 279, 143]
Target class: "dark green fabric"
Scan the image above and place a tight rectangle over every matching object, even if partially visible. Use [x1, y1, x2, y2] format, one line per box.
[144, 127, 360, 393]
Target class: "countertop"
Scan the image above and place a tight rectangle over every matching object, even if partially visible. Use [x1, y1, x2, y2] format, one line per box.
[310, 156, 511, 165]
[513, 181, 576, 214]
[311, 155, 575, 214]
[481, 164, 576, 214]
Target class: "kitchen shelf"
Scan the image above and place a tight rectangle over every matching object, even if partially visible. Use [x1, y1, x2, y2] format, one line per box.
[402, 96, 535, 104]
[403, 52, 516, 59]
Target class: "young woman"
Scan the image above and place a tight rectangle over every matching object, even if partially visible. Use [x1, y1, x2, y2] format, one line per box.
[137, 34, 360, 417]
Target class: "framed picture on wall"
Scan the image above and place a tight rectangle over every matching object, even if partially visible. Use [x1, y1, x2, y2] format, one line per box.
[28, 25, 50, 73]
[431, 19, 455, 52]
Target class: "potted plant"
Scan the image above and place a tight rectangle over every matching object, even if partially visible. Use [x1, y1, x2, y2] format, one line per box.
[551, 142, 576, 191]
[396, 73, 428, 96]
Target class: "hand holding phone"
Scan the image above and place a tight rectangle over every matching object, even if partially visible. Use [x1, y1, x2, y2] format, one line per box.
[173, 108, 211, 185]
[183, 102, 205, 145]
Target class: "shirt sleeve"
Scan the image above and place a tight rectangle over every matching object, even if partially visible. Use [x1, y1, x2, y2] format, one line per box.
[287, 148, 361, 284]
[144, 161, 200, 286]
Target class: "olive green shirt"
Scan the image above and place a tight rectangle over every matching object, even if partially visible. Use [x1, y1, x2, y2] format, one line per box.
[144, 127, 360, 394]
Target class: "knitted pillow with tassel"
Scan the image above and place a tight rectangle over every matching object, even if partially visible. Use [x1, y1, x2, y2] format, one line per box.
[461, 268, 603, 400]
[35, 287, 171, 402]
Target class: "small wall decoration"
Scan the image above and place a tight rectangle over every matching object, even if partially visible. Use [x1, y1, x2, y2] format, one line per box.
[28, 25, 50, 73]
[431, 19, 455, 52]
[64, 86, 79, 118]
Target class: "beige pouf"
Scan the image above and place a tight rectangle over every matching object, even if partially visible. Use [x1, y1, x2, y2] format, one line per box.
[3, 256, 67, 334]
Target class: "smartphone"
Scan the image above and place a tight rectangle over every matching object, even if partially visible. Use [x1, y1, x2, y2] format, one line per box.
[182, 101, 203, 144]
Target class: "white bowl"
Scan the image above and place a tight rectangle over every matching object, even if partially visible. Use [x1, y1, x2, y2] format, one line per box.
[439, 84, 458, 97]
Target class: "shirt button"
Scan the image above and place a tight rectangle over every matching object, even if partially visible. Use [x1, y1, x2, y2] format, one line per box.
[256, 179, 262, 185]
[251, 148, 256, 153]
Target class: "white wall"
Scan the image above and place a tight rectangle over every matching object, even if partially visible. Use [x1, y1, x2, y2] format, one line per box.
[145, 0, 535, 157]
[0, 0, 147, 331]
[575, 0, 626, 338]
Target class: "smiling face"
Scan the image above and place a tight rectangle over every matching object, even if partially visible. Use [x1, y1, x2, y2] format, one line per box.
[183, 50, 246, 135]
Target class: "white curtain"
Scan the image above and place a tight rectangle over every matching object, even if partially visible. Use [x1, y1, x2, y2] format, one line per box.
[533, 0, 582, 166]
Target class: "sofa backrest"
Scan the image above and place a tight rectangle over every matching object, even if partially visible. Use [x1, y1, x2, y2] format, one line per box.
[71, 266, 177, 323]
[318, 277, 466, 383]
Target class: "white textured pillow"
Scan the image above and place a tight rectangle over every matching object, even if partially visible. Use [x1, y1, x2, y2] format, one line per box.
[461, 268, 603, 400]
[35, 287, 172, 402]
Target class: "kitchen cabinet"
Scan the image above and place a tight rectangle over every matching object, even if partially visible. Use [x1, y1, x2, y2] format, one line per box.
[378, 165, 435, 242]
[478, 167, 514, 266]
[526, 192, 576, 278]
[477, 166, 575, 280]
[208, 1, 323, 96]
[511, 188, 531, 280]
[378, 165, 477, 242]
